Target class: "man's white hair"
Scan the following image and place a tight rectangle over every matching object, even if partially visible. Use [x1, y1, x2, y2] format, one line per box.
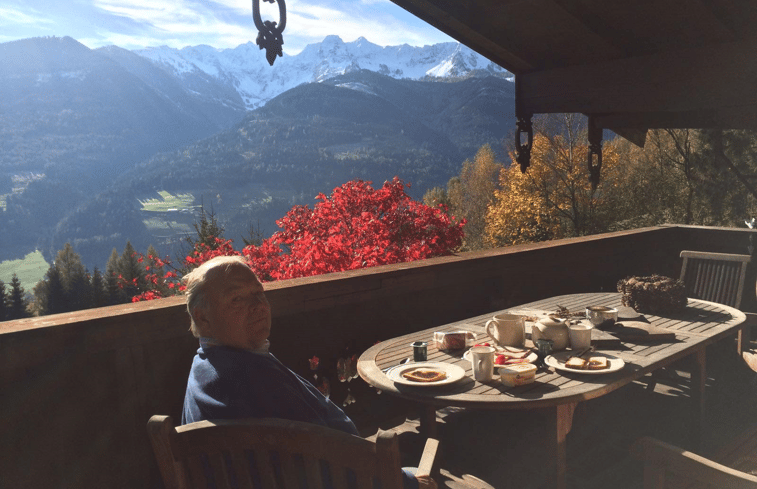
[183, 255, 255, 337]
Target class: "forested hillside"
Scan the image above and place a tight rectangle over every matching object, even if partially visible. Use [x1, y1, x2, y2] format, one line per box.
[49, 72, 517, 268]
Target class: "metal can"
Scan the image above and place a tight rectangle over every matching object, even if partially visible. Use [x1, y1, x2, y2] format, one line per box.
[411, 341, 428, 362]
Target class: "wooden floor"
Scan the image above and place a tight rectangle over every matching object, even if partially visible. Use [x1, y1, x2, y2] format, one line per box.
[367, 339, 757, 489]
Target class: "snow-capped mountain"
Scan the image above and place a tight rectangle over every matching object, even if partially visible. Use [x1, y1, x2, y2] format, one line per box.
[135, 35, 510, 110]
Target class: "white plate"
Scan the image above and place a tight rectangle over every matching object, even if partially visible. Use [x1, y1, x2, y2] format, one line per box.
[463, 348, 538, 369]
[386, 362, 467, 386]
[545, 351, 625, 375]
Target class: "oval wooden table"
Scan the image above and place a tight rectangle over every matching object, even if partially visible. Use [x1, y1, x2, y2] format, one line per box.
[357, 292, 747, 489]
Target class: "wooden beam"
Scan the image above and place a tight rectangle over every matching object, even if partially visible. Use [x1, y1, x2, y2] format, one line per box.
[594, 106, 757, 130]
[518, 40, 757, 121]
[388, 0, 534, 72]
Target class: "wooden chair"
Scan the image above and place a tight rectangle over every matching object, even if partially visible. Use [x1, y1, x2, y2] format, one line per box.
[147, 415, 439, 489]
[679, 250, 751, 309]
[646, 251, 753, 391]
[631, 431, 757, 489]
[680, 250, 755, 355]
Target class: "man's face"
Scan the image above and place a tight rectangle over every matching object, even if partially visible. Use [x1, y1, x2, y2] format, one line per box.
[197, 264, 271, 350]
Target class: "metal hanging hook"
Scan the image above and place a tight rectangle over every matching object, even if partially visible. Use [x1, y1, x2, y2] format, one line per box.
[252, 0, 286, 66]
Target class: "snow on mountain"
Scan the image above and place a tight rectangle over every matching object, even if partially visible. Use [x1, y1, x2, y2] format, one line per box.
[135, 36, 510, 110]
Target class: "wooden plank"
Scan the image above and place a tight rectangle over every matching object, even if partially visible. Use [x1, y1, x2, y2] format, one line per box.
[606, 321, 677, 342]
[518, 40, 757, 116]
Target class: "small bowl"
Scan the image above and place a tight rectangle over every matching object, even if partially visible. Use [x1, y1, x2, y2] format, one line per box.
[586, 306, 618, 329]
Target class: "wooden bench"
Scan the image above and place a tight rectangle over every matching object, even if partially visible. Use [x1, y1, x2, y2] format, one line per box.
[632, 425, 757, 489]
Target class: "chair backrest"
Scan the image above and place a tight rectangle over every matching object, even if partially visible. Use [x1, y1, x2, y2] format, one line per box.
[147, 415, 404, 489]
[679, 250, 751, 309]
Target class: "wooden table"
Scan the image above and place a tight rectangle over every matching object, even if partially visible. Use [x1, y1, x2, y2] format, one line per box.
[357, 292, 747, 489]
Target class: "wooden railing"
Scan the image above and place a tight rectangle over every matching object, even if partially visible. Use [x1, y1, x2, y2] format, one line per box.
[0, 225, 753, 489]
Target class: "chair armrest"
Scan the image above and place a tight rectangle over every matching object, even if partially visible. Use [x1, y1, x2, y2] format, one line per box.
[416, 437, 439, 478]
[631, 436, 757, 489]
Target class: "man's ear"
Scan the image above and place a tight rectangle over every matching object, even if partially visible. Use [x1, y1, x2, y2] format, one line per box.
[193, 306, 213, 336]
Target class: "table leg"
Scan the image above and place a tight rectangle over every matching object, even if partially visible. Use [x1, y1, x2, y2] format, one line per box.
[546, 402, 576, 489]
[419, 405, 438, 439]
[690, 348, 706, 451]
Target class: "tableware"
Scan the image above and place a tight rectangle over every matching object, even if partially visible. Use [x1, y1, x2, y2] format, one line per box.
[568, 323, 593, 349]
[531, 316, 569, 351]
[545, 351, 625, 374]
[468, 345, 495, 382]
[385, 361, 467, 386]
[411, 341, 428, 361]
[485, 313, 526, 347]
[433, 331, 477, 351]
[586, 306, 618, 329]
[500, 363, 537, 387]
[534, 338, 553, 367]
[464, 347, 538, 373]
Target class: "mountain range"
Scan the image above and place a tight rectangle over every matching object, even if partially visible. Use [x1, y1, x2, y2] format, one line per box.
[0, 35, 515, 271]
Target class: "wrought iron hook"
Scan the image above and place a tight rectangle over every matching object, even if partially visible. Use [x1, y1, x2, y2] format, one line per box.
[252, 0, 286, 66]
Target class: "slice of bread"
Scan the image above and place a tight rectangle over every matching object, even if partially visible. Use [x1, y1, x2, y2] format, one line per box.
[401, 368, 447, 382]
[565, 357, 587, 370]
[587, 356, 609, 370]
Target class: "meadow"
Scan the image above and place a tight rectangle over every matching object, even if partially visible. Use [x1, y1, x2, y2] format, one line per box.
[0, 250, 49, 292]
[138, 191, 195, 212]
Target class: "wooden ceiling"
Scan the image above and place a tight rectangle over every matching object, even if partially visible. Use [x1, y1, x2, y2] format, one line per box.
[389, 0, 757, 145]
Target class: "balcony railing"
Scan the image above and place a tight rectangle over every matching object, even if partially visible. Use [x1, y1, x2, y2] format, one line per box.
[1, 224, 754, 488]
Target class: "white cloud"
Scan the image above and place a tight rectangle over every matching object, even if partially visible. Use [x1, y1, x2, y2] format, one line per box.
[0, 7, 55, 26]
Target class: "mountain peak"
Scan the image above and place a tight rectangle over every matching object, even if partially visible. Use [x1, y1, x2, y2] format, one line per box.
[133, 35, 511, 110]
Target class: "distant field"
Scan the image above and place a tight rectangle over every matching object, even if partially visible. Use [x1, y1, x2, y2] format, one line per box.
[142, 217, 192, 233]
[0, 250, 49, 291]
[139, 191, 195, 212]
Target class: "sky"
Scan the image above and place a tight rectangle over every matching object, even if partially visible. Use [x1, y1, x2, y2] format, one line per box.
[0, 0, 455, 54]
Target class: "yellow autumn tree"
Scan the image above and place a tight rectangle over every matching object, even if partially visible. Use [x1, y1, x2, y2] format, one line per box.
[485, 115, 623, 247]
[424, 144, 503, 250]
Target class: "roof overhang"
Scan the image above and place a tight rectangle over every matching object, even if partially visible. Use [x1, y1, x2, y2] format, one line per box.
[390, 0, 757, 146]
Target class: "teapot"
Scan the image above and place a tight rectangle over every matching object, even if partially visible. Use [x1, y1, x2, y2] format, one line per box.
[531, 316, 569, 351]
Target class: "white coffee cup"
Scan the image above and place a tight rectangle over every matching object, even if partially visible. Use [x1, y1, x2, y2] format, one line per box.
[469, 345, 495, 382]
[569, 323, 593, 350]
[485, 314, 526, 347]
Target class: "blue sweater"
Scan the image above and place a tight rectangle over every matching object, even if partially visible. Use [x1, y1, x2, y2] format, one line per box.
[182, 345, 358, 435]
[182, 345, 419, 489]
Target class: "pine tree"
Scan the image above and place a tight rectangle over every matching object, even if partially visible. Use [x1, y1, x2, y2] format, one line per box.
[53, 243, 92, 312]
[7, 274, 30, 319]
[105, 248, 125, 305]
[118, 241, 144, 300]
[34, 264, 66, 315]
[0, 281, 7, 321]
[90, 267, 108, 308]
[186, 204, 224, 250]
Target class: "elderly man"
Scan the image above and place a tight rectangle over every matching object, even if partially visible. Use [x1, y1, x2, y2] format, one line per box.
[181, 255, 435, 489]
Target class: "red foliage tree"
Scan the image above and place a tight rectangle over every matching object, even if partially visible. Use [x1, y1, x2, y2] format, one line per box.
[128, 178, 465, 300]
[242, 178, 465, 281]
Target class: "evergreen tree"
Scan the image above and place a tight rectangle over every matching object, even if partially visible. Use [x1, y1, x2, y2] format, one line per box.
[54, 243, 92, 312]
[7, 274, 30, 320]
[118, 241, 144, 300]
[105, 248, 125, 305]
[90, 267, 108, 308]
[0, 281, 7, 321]
[34, 264, 66, 315]
[185, 204, 225, 250]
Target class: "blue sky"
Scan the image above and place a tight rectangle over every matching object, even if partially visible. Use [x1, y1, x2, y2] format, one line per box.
[0, 0, 454, 53]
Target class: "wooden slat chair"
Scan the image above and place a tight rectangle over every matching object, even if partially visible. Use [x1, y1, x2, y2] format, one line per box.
[147, 415, 439, 489]
[647, 251, 753, 391]
[631, 430, 757, 489]
[679, 250, 757, 357]
[679, 251, 751, 310]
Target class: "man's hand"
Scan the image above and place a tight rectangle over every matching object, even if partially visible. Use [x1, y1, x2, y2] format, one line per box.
[416, 474, 437, 489]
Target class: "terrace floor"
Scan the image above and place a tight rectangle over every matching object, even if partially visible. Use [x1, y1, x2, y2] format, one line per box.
[367, 338, 757, 489]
